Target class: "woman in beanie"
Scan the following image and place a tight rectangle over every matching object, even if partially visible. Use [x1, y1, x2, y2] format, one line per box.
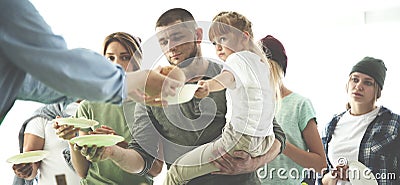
[321, 57, 400, 185]
[258, 35, 327, 185]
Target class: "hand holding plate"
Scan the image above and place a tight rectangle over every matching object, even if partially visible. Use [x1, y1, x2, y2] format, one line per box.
[12, 163, 34, 179]
[79, 144, 105, 162]
[53, 122, 79, 140]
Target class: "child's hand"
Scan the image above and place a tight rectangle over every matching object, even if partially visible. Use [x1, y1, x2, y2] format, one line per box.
[194, 80, 210, 99]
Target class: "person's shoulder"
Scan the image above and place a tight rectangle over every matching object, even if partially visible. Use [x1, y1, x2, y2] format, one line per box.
[226, 51, 251, 60]
[80, 100, 108, 108]
[28, 116, 49, 124]
[379, 106, 400, 121]
[286, 92, 312, 104]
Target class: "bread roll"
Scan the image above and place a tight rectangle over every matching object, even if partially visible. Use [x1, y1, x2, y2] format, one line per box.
[160, 65, 186, 82]
[145, 65, 186, 96]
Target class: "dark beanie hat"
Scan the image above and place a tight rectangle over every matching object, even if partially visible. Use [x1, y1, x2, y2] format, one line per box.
[260, 35, 288, 75]
[350, 56, 387, 89]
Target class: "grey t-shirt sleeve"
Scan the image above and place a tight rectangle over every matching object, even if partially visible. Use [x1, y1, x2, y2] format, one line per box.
[127, 103, 160, 176]
[272, 117, 286, 153]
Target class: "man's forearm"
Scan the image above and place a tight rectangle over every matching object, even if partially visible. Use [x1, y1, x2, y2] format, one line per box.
[107, 145, 145, 174]
[258, 139, 281, 168]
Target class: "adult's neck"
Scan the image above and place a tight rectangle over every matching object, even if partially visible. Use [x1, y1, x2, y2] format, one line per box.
[280, 85, 292, 98]
[182, 57, 210, 82]
[350, 103, 376, 116]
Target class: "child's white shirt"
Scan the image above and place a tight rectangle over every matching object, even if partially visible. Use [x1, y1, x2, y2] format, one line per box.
[223, 51, 275, 137]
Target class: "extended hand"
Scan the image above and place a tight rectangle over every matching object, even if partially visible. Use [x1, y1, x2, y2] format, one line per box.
[53, 120, 79, 140]
[89, 126, 128, 148]
[12, 163, 34, 179]
[73, 144, 105, 162]
[211, 147, 260, 175]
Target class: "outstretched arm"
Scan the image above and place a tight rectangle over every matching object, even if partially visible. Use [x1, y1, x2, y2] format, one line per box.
[208, 70, 235, 91]
[195, 71, 235, 99]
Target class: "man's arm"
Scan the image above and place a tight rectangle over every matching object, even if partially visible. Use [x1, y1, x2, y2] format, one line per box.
[211, 118, 286, 175]
[106, 103, 161, 175]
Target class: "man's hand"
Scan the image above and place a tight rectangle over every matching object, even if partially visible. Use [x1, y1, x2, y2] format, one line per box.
[211, 147, 259, 175]
[126, 70, 182, 106]
[73, 144, 106, 162]
[89, 126, 128, 148]
[12, 163, 34, 179]
[53, 120, 80, 140]
[211, 139, 281, 175]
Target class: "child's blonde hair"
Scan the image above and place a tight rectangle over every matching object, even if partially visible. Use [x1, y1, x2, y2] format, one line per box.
[209, 11, 282, 103]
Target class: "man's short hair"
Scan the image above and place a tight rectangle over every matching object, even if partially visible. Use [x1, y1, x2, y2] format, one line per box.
[156, 8, 197, 28]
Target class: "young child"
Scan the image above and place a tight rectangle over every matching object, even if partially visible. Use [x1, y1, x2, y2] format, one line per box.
[163, 11, 283, 185]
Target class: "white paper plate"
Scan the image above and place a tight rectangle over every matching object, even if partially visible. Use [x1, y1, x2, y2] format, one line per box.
[348, 160, 378, 185]
[6, 150, 49, 164]
[70, 134, 124, 147]
[53, 117, 99, 128]
[163, 84, 199, 105]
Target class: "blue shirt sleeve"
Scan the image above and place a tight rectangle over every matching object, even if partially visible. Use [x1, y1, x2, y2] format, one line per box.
[0, 0, 126, 104]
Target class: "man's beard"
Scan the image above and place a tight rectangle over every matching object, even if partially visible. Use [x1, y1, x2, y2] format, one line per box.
[171, 42, 198, 69]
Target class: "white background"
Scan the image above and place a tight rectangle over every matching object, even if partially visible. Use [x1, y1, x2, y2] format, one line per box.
[1, 0, 400, 184]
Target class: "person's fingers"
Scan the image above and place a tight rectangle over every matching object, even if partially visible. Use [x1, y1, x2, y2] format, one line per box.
[197, 80, 205, 86]
[232, 150, 251, 159]
[210, 159, 230, 174]
[142, 94, 167, 107]
[212, 147, 233, 170]
[210, 150, 234, 174]
[92, 127, 116, 135]
[12, 163, 23, 170]
[162, 78, 184, 97]
[20, 163, 32, 173]
[16, 163, 33, 177]
[56, 125, 79, 140]
[87, 145, 98, 160]
[162, 86, 176, 97]
[52, 122, 60, 129]
[100, 125, 114, 131]
[80, 145, 89, 156]
[146, 99, 167, 107]
[73, 143, 82, 151]
[89, 146, 105, 162]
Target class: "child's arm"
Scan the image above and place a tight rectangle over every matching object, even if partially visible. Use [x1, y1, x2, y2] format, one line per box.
[194, 71, 235, 99]
[209, 70, 235, 90]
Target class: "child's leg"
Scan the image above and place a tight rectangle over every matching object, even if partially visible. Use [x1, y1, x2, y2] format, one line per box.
[163, 124, 275, 185]
[164, 139, 222, 185]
